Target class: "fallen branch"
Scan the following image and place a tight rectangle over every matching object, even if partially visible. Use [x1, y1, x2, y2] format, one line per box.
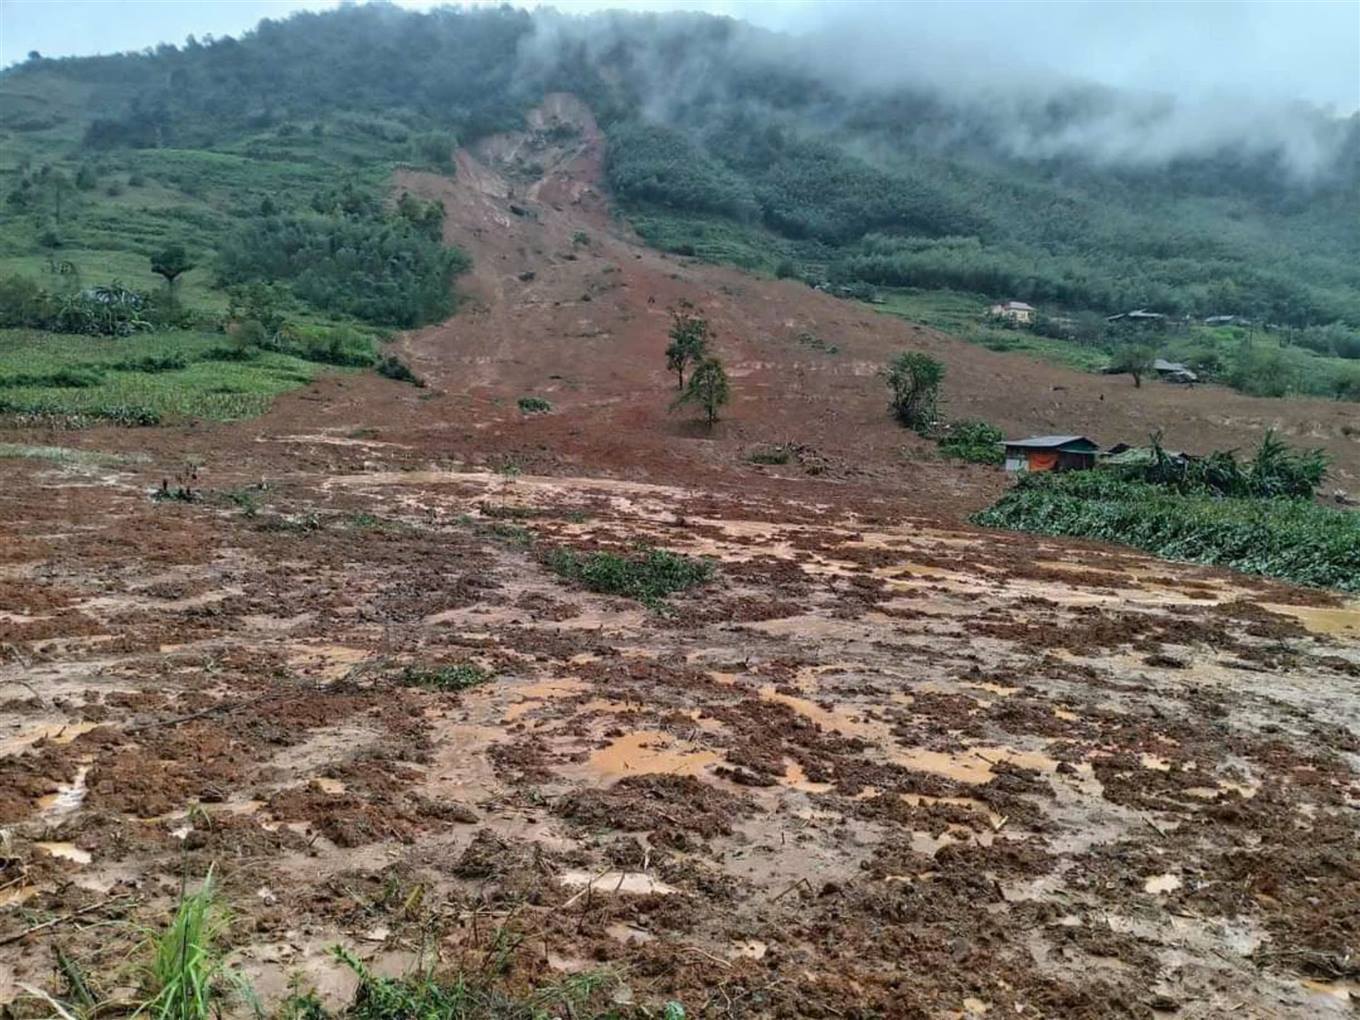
[0, 678, 42, 702]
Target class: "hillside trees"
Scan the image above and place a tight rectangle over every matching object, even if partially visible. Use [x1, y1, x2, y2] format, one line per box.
[150, 244, 195, 292]
[674, 357, 730, 427]
[665, 309, 711, 389]
[217, 187, 467, 328]
[1110, 345, 1156, 388]
[885, 351, 944, 428]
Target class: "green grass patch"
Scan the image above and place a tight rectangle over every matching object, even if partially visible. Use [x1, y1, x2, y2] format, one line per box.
[396, 663, 491, 692]
[546, 546, 715, 605]
[302, 945, 617, 1020]
[973, 472, 1360, 592]
[0, 327, 329, 423]
[0, 442, 147, 465]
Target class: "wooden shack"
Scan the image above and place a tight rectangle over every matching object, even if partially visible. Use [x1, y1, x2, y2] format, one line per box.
[1001, 435, 1100, 473]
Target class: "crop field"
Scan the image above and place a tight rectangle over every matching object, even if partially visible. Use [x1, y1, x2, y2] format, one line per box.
[0, 329, 328, 423]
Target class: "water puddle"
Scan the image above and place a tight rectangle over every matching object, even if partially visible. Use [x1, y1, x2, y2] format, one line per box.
[1143, 873, 1182, 894]
[584, 731, 720, 779]
[1, 721, 99, 757]
[606, 922, 654, 945]
[558, 869, 677, 896]
[37, 765, 89, 817]
[893, 746, 1057, 785]
[1302, 979, 1358, 1007]
[759, 685, 881, 738]
[503, 678, 590, 722]
[285, 644, 374, 681]
[781, 760, 833, 793]
[1262, 602, 1360, 638]
[36, 841, 92, 865]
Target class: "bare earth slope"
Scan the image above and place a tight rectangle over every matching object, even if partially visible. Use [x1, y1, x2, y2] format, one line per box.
[1, 97, 1358, 1017]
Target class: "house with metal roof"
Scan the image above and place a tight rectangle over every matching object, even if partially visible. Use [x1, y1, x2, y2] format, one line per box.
[1000, 435, 1100, 473]
[989, 300, 1036, 324]
[1152, 359, 1198, 384]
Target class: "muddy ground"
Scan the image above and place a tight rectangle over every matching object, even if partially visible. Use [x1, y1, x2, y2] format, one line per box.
[2, 96, 1358, 1018]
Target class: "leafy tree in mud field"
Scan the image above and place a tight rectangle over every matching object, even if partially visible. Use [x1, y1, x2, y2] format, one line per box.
[665, 309, 711, 390]
[673, 356, 730, 427]
[885, 351, 944, 429]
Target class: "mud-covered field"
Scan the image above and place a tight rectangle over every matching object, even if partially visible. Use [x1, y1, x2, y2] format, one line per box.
[2, 96, 1358, 1018]
[2, 456, 1357, 1017]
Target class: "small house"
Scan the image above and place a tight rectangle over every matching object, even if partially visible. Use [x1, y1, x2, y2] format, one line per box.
[1001, 435, 1100, 473]
[989, 300, 1035, 324]
[1105, 309, 1166, 324]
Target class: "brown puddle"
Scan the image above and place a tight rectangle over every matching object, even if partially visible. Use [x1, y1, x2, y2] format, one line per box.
[893, 746, 1058, 785]
[1263, 602, 1360, 638]
[1143, 873, 1182, 894]
[584, 730, 721, 779]
[37, 765, 89, 817]
[0, 721, 99, 757]
[35, 841, 92, 865]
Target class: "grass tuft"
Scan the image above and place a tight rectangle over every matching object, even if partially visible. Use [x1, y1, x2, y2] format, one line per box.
[139, 868, 237, 1020]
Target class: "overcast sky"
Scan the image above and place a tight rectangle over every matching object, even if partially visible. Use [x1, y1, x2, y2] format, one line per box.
[2, 0, 1357, 112]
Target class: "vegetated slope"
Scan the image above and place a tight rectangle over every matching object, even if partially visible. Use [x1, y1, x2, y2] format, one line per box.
[3, 5, 1358, 377]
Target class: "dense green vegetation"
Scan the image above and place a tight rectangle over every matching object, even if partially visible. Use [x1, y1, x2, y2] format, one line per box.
[1, 2, 1357, 415]
[545, 546, 714, 607]
[975, 472, 1359, 592]
[935, 420, 1005, 465]
[975, 434, 1353, 591]
[885, 351, 944, 429]
[0, 8, 479, 424]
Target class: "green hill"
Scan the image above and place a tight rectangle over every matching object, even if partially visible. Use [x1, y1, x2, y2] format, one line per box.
[2, 3, 1357, 420]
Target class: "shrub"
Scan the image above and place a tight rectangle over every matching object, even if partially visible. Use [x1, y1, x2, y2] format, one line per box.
[517, 395, 551, 414]
[545, 547, 714, 605]
[396, 663, 490, 691]
[375, 354, 424, 386]
[937, 420, 1004, 464]
[885, 351, 944, 429]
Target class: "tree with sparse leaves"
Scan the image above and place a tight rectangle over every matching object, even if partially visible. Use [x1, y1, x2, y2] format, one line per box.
[665, 308, 710, 390]
[673, 356, 730, 427]
[150, 243, 195, 291]
[1111, 344, 1156, 388]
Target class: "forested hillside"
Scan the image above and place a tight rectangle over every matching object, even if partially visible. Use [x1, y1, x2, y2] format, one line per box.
[2, 2, 1358, 410]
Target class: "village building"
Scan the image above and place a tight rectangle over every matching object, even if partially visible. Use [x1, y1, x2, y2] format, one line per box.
[1105, 309, 1166, 323]
[1001, 435, 1100, 473]
[1152, 358, 1198, 384]
[988, 300, 1035, 324]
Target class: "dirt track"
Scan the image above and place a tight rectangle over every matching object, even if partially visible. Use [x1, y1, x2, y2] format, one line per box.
[1, 96, 1358, 1017]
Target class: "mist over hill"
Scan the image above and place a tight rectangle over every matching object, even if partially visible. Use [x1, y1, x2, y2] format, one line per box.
[2, 2, 1358, 336]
